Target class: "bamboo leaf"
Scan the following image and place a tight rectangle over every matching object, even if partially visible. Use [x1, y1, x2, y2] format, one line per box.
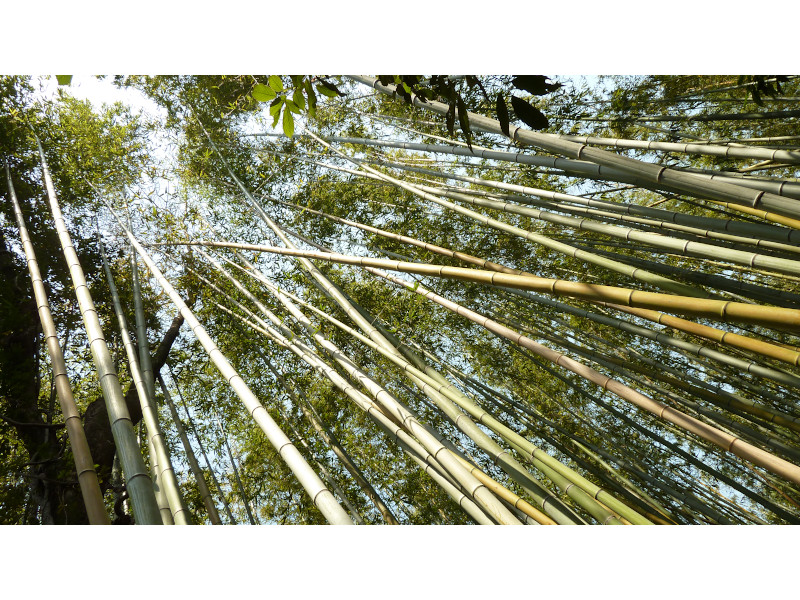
[292, 87, 306, 111]
[305, 79, 317, 117]
[510, 95, 549, 130]
[496, 93, 510, 137]
[512, 75, 562, 95]
[55, 75, 72, 86]
[317, 80, 343, 97]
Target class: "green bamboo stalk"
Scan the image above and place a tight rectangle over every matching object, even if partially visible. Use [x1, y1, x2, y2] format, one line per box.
[169, 364, 237, 524]
[5, 162, 109, 525]
[157, 374, 222, 524]
[105, 203, 353, 525]
[99, 235, 191, 525]
[34, 139, 161, 525]
[214, 412, 257, 525]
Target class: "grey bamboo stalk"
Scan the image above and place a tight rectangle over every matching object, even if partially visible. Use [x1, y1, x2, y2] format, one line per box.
[99, 235, 191, 524]
[34, 138, 161, 525]
[169, 364, 237, 524]
[105, 203, 353, 525]
[157, 373, 222, 524]
[167, 239, 800, 333]
[350, 76, 800, 220]
[214, 412, 257, 525]
[5, 163, 109, 525]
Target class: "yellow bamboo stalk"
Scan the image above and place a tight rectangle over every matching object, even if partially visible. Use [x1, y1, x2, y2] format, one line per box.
[170, 240, 800, 333]
[597, 302, 800, 367]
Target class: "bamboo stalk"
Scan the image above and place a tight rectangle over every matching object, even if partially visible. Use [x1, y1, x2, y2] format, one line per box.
[157, 373, 222, 524]
[34, 139, 161, 525]
[5, 163, 109, 525]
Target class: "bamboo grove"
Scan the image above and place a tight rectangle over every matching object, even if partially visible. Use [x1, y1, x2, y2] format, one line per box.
[2, 75, 800, 525]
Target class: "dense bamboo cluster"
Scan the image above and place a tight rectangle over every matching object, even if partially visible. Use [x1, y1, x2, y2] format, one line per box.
[4, 74, 800, 525]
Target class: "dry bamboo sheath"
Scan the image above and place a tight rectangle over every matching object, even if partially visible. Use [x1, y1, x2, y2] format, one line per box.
[5, 162, 109, 525]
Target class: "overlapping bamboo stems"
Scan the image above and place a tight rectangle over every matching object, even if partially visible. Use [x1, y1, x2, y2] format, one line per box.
[193, 247, 523, 525]
[270, 398, 366, 524]
[351, 76, 800, 221]
[554, 133, 800, 163]
[214, 412, 257, 524]
[403, 174, 800, 260]
[269, 130, 800, 207]
[198, 121, 531, 524]
[99, 236, 191, 524]
[168, 364, 237, 524]
[202, 278, 497, 525]
[5, 163, 109, 525]
[262, 360, 400, 524]
[598, 303, 800, 367]
[106, 204, 353, 525]
[219, 256, 587, 525]
[444, 366, 680, 523]
[578, 242, 800, 308]
[347, 259, 800, 486]
[367, 158, 800, 278]
[238, 251, 643, 526]
[280, 197, 800, 384]
[189, 262, 501, 524]
[157, 374, 222, 524]
[496, 287, 800, 413]
[496, 341, 799, 523]
[174, 239, 800, 334]
[528, 324, 800, 465]
[34, 140, 161, 524]
[289, 143, 705, 298]
[123, 215, 177, 523]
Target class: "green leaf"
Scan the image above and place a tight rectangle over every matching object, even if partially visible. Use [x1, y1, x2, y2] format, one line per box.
[282, 109, 295, 137]
[496, 93, 510, 137]
[252, 83, 276, 102]
[292, 88, 306, 111]
[317, 80, 342, 97]
[510, 95, 549, 130]
[55, 75, 72, 86]
[285, 98, 301, 114]
[305, 79, 317, 117]
[269, 97, 284, 117]
[268, 75, 284, 93]
[456, 94, 472, 149]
